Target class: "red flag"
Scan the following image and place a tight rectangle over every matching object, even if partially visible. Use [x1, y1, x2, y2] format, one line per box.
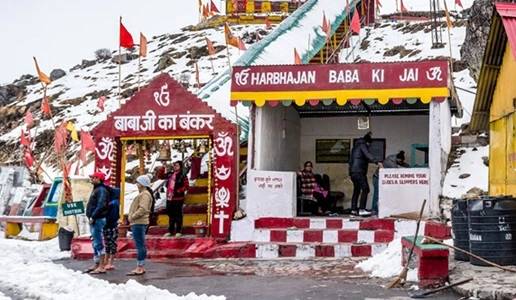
[255, 31, 261, 42]
[265, 16, 272, 30]
[346, 0, 350, 13]
[322, 12, 328, 32]
[78, 148, 87, 165]
[455, 0, 463, 8]
[24, 148, 34, 168]
[120, 18, 135, 48]
[25, 110, 33, 127]
[400, 0, 409, 13]
[97, 96, 107, 112]
[297, 0, 302, 8]
[206, 37, 215, 55]
[237, 37, 247, 50]
[294, 48, 301, 65]
[21, 129, 30, 146]
[350, 10, 361, 34]
[376, 0, 382, 8]
[231, 0, 238, 11]
[195, 62, 200, 89]
[126, 144, 133, 155]
[80, 130, 95, 152]
[54, 121, 68, 154]
[66, 159, 74, 175]
[210, 0, 220, 13]
[41, 93, 51, 116]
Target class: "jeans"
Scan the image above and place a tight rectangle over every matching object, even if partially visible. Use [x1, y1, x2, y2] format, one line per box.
[131, 224, 147, 267]
[372, 176, 379, 214]
[350, 172, 370, 210]
[89, 218, 106, 263]
[167, 200, 184, 234]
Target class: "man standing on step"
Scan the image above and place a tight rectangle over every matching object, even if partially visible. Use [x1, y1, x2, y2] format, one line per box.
[84, 171, 109, 275]
[348, 133, 382, 217]
[157, 161, 189, 237]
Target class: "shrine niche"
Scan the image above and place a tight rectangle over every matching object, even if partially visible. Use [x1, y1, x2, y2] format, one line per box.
[92, 73, 238, 239]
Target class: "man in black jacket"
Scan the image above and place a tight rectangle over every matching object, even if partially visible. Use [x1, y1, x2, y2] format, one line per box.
[84, 171, 109, 274]
[348, 133, 383, 216]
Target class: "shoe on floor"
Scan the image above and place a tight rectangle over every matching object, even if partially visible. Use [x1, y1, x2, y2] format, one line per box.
[163, 233, 172, 237]
[350, 210, 359, 216]
[175, 233, 182, 238]
[359, 209, 372, 216]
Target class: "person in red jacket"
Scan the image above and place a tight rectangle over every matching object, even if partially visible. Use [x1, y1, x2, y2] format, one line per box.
[157, 161, 189, 237]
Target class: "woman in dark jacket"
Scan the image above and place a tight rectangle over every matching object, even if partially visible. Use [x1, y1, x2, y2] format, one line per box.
[157, 160, 189, 237]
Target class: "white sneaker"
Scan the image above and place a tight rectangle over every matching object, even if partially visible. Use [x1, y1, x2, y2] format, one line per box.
[359, 209, 372, 216]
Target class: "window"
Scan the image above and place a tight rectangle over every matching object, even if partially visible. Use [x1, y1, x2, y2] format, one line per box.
[352, 138, 386, 162]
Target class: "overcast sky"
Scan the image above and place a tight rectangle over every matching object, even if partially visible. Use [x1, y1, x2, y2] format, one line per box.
[0, 0, 201, 84]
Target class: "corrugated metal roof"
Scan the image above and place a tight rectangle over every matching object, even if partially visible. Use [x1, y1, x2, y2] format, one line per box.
[469, 3, 516, 131]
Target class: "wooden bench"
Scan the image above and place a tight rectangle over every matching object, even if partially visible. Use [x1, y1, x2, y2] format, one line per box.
[0, 216, 58, 240]
[401, 235, 449, 288]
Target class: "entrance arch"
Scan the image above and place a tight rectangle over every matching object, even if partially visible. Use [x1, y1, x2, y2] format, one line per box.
[92, 73, 238, 239]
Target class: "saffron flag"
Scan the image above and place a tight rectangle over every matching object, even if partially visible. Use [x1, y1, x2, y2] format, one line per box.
[455, 0, 463, 8]
[322, 12, 329, 32]
[97, 96, 107, 112]
[326, 20, 332, 42]
[33, 57, 51, 85]
[25, 110, 33, 127]
[350, 9, 361, 34]
[120, 18, 135, 48]
[80, 130, 95, 152]
[139, 33, 147, 57]
[444, 0, 453, 28]
[206, 37, 216, 55]
[231, 0, 238, 11]
[237, 37, 247, 50]
[195, 62, 200, 89]
[61, 160, 73, 202]
[210, 0, 220, 13]
[24, 148, 34, 168]
[400, 0, 409, 13]
[66, 121, 79, 142]
[224, 23, 239, 48]
[376, 0, 382, 8]
[265, 16, 273, 30]
[21, 129, 30, 146]
[41, 95, 51, 116]
[203, 4, 209, 18]
[294, 48, 301, 65]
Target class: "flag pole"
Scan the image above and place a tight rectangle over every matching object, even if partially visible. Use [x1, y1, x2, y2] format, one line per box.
[210, 54, 215, 74]
[445, 14, 462, 119]
[138, 53, 141, 92]
[118, 16, 122, 107]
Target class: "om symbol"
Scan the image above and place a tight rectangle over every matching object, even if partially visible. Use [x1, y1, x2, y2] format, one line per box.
[153, 83, 170, 106]
[426, 67, 443, 81]
[95, 137, 114, 160]
[214, 132, 234, 157]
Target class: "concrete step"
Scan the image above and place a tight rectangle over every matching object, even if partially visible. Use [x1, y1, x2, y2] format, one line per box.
[252, 228, 394, 244]
[253, 242, 387, 259]
[254, 217, 395, 231]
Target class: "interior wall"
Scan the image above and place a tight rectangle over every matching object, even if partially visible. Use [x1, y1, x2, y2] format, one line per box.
[254, 105, 301, 172]
[299, 115, 429, 208]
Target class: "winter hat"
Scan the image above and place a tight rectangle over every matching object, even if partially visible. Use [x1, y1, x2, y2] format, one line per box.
[146, 173, 153, 182]
[136, 175, 151, 187]
[396, 151, 405, 161]
[363, 133, 373, 144]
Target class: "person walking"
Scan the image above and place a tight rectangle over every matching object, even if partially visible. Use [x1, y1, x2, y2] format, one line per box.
[372, 151, 409, 215]
[84, 171, 109, 275]
[348, 133, 383, 216]
[157, 161, 189, 238]
[103, 188, 120, 271]
[127, 174, 153, 276]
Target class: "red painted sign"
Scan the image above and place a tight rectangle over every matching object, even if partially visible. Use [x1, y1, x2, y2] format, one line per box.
[231, 60, 449, 93]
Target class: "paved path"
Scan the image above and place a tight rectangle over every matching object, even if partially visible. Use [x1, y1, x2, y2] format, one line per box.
[58, 258, 461, 300]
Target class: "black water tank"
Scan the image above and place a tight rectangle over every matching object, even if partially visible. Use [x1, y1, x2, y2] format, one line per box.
[468, 196, 516, 266]
[451, 198, 469, 261]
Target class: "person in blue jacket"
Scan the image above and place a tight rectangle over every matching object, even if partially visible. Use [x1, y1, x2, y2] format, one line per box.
[84, 171, 109, 275]
[103, 188, 120, 271]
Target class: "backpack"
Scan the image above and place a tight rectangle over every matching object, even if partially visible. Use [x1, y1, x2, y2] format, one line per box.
[105, 187, 120, 227]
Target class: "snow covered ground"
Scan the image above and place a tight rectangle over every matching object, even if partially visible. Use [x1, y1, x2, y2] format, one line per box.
[0, 236, 225, 300]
